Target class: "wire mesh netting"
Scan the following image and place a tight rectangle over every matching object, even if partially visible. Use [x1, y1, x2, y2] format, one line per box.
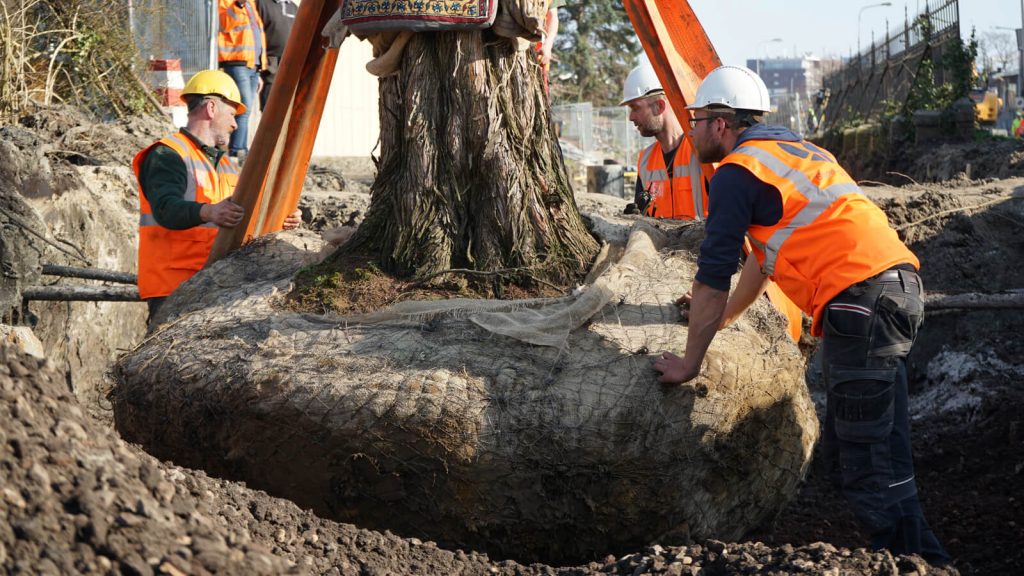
[551, 103, 653, 168]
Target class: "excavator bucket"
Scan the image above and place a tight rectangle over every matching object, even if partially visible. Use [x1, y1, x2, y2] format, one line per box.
[207, 0, 344, 264]
[624, 0, 804, 341]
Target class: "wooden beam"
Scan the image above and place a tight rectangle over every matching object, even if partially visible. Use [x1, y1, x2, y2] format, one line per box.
[261, 10, 342, 235]
[206, 0, 338, 264]
[623, 0, 721, 134]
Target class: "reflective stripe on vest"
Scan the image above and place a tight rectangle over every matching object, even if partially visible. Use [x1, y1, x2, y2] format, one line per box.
[736, 144, 860, 275]
[636, 140, 708, 221]
[218, 0, 267, 69]
[722, 137, 918, 335]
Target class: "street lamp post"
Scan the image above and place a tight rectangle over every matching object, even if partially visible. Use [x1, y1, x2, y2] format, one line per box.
[858, 2, 892, 57]
[756, 38, 783, 78]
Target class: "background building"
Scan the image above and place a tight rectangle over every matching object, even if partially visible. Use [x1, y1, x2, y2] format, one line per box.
[746, 55, 841, 134]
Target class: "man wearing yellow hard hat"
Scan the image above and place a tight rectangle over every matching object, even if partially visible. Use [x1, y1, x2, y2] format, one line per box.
[132, 69, 298, 325]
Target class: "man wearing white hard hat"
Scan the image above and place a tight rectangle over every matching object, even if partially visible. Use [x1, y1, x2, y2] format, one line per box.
[620, 60, 713, 220]
[652, 65, 950, 566]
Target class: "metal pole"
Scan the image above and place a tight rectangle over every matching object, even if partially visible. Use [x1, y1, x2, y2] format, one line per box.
[1019, 0, 1024, 98]
[22, 285, 140, 302]
[41, 264, 137, 285]
[209, 0, 218, 70]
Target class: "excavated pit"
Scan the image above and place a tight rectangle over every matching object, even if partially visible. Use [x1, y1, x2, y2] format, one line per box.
[1, 105, 1021, 575]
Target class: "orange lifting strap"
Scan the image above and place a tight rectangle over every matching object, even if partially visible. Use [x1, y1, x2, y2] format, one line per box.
[207, 0, 343, 265]
[624, 0, 803, 341]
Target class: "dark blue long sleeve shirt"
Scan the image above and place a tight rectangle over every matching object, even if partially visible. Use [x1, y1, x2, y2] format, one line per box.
[694, 124, 803, 291]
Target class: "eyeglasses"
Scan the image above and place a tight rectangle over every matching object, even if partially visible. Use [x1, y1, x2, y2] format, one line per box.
[688, 116, 718, 129]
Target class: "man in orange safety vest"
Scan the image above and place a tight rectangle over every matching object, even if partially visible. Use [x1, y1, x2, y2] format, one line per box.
[653, 65, 951, 567]
[621, 60, 714, 221]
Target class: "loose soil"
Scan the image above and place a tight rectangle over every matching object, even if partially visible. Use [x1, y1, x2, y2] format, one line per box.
[1, 106, 1022, 575]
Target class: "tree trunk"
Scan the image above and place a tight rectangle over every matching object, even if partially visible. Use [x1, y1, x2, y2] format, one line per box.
[333, 31, 599, 286]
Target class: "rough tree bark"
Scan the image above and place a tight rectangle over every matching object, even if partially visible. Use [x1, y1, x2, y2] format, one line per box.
[331, 31, 599, 286]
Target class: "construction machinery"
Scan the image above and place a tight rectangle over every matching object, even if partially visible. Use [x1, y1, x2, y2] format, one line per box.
[969, 87, 1001, 126]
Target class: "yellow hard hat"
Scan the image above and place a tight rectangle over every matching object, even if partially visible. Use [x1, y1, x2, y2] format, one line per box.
[182, 69, 246, 114]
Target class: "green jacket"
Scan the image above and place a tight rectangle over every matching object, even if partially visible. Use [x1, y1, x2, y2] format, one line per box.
[138, 129, 230, 230]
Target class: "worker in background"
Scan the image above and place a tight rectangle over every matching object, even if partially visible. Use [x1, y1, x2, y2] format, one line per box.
[536, 0, 562, 95]
[255, 0, 298, 110]
[134, 70, 299, 324]
[1013, 109, 1024, 138]
[653, 65, 951, 566]
[621, 61, 713, 220]
[218, 0, 268, 162]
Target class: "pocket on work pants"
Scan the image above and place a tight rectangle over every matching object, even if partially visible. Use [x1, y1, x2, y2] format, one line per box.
[822, 286, 879, 366]
[828, 365, 897, 445]
[870, 288, 924, 358]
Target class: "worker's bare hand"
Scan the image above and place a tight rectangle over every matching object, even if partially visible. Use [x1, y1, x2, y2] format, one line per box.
[652, 351, 699, 385]
[201, 198, 244, 228]
[282, 209, 302, 230]
[675, 292, 692, 321]
[539, 47, 553, 67]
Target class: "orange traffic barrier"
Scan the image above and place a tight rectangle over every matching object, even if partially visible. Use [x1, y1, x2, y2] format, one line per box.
[148, 59, 187, 128]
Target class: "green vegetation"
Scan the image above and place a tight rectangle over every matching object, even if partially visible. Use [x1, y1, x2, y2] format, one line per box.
[550, 1, 639, 106]
[0, 1, 160, 120]
[903, 18, 978, 115]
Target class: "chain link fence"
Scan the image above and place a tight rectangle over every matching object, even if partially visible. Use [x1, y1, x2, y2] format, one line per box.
[131, 0, 217, 81]
[551, 103, 653, 169]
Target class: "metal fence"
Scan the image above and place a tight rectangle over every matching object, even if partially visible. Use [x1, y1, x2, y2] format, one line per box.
[551, 103, 653, 168]
[818, 0, 960, 132]
[767, 91, 810, 136]
[131, 0, 217, 80]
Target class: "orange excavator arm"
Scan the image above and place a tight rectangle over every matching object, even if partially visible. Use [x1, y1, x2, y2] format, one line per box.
[624, 0, 803, 342]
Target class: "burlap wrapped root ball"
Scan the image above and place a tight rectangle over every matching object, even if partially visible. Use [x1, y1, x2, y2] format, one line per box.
[114, 222, 818, 562]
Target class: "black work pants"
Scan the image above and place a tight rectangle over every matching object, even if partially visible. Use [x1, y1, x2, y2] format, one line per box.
[821, 266, 950, 565]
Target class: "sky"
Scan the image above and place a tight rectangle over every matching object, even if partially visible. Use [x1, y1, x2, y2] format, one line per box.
[683, 0, 1021, 68]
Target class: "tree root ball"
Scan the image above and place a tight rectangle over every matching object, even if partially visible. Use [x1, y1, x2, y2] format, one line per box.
[114, 223, 818, 563]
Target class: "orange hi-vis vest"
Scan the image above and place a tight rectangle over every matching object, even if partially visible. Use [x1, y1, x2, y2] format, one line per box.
[218, 0, 268, 69]
[636, 139, 713, 220]
[133, 133, 239, 300]
[721, 138, 918, 336]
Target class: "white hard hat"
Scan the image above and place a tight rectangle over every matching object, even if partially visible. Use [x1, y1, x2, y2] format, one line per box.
[686, 66, 771, 113]
[620, 61, 664, 106]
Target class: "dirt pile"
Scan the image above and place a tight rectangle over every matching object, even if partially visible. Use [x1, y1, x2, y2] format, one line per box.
[0, 344, 537, 575]
[7, 342, 962, 575]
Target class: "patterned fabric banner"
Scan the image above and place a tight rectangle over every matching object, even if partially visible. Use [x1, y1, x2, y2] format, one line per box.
[341, 0, 498, 32]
